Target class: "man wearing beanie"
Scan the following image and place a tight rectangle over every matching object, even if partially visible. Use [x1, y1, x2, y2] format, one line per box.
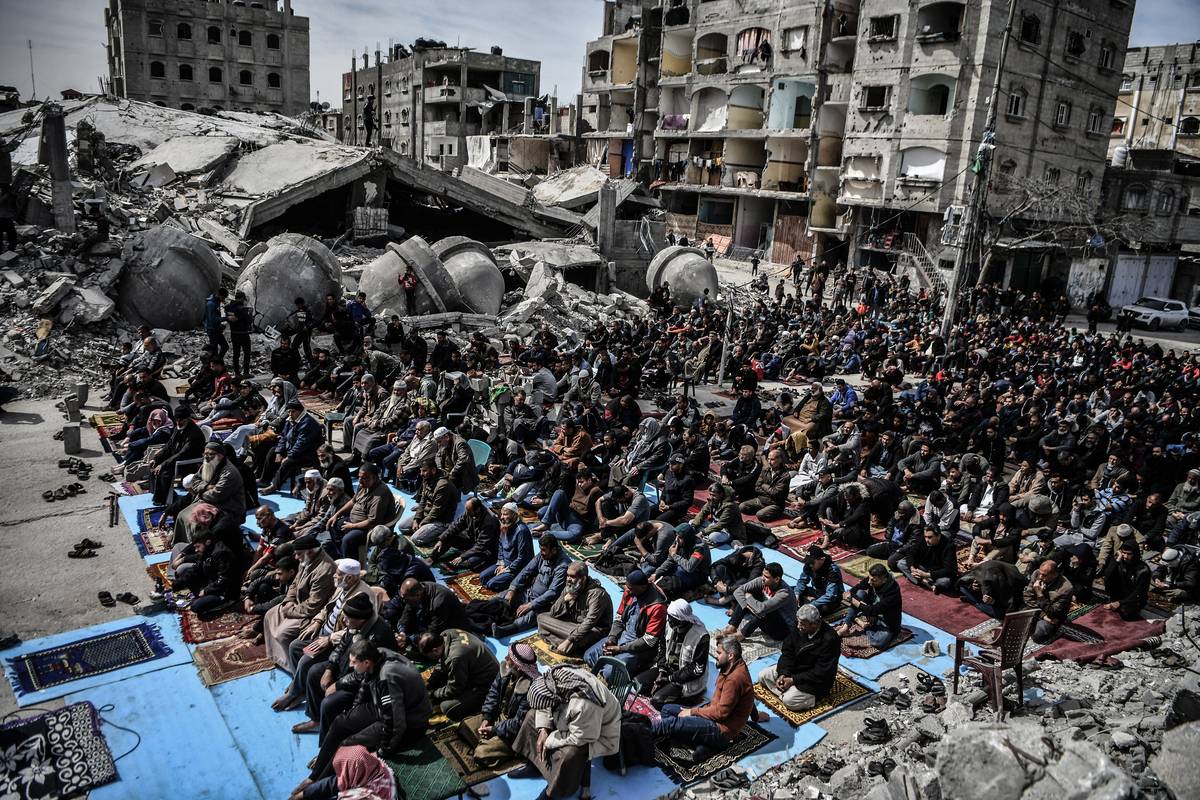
[584, 568, 667, 675]
[1101, 540, 1151, 621]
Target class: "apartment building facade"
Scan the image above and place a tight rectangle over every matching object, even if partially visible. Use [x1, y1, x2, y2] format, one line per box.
[1094, 43, 1200, 308]
[104, 0, 311, 116]
[341, 45, 540, 172]
[581, 0, 1135, 294]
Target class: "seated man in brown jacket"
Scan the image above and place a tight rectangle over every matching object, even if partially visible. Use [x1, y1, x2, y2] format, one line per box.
[738, 449, 794, 522]
[1024, 558, 1074, 644]
[651, 637, 756, 761]
[536, 562, 613, 656]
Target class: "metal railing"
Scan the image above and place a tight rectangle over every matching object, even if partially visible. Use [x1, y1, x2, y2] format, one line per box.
[902, 232, 947, 296]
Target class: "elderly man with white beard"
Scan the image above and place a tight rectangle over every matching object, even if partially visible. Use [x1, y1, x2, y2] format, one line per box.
[171, 440, 246, 545]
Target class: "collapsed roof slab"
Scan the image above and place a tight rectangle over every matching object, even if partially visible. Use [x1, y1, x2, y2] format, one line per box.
[128, 135, 240, 176]
[376, 150, 567, 241]
[531, 165, 609, 209]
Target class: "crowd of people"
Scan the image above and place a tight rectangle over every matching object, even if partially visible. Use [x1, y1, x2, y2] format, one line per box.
[96, 259, 1200, 800]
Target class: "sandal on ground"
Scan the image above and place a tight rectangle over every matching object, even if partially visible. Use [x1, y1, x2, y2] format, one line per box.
[878, 686, 899, 705]
[42, 490, 55, 502]
[98, 472, 117, 482]
[58, 459, 71, 469]
[53, 487, 69, 500]
[894, 692, 912, 710]
[77, 538, 104, 550]
[69, 548, 98, 559]
[52, 431, 64, 441]
[98, 591, 116, 607]
[71, 483, 87, 494]
[116, 592, 139, 605]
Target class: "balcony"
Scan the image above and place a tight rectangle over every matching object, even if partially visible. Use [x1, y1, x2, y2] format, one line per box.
[915, 2, 963, 43]
[585, 70, 611, 89]
[425, 120, 478, 137]
[424, 85, 461, 103]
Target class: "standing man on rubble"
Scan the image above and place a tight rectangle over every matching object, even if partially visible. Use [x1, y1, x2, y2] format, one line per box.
[226, 290, 254, 378]
[363, 96, 376, 148]
[205, 287, 229, 361]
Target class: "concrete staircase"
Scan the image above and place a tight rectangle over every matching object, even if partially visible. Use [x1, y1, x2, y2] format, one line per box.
[901, 232, 949, 297]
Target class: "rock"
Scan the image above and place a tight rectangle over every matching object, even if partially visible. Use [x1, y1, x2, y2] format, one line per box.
[71, 287, 116, 324]
[1, 269, 25, 287]
[941, 699, 973, 728]
[916, 713, 946, 741]
[32, 276, 75, 314]
[935, 724, 1032, 800]
[1151, 720, 1200, 800]
[524, 261, 560, 300]
[501, 298, 547, 325]
[0, 251, 19, 264]
[1165, 688, 1200, 731]
[13, 290, 30, 309]
[1025, 739, 1137, 800]
[1110, 730, 1138, 749]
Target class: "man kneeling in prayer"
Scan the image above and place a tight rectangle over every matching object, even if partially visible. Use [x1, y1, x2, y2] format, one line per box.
[757, 603, 840, 711]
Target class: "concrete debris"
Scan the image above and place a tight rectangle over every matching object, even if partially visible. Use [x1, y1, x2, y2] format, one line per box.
[523, 262, 561, 301]
[32, 277, 75, 315]
[237, 233, 341, 330]
[116, 225, 221, 330]
[1151, 721, 1200, 800]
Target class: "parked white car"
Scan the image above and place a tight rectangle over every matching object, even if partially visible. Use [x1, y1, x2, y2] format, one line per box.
[1189, 305, 1200, 330]
[1121, 297, 1190, 331]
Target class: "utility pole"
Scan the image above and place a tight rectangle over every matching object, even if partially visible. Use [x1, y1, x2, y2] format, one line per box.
[939, 0, 1017, 339]
[28, 40, 36, 100]
[715, 292, 736, 386]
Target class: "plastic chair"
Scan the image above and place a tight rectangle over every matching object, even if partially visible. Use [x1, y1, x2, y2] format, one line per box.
[467, 439, 492, 471]
[590, 656, 640, 777]
[952, 607, 1040, 719]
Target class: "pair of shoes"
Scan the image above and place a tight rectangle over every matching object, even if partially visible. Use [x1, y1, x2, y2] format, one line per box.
[75, 538, 103, 550]
[866, 758, 897, 777]
[859, 717, 890, 745]
[815, 756, 845, 780]
[710, 768, 749, 790]
[70, 543, 99, 558]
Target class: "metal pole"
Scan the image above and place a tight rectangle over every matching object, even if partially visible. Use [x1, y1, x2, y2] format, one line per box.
[715, 294, 735, 386]
[939, 0, 1017, 339]
[28, 40, 36, 100]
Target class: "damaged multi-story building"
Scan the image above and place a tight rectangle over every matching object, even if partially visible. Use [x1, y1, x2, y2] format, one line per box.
[103, 0, 311, 116]
[340, 42, 544, 172]
[1091, 42, 1200, 310]
[578, 0, 1136, 301]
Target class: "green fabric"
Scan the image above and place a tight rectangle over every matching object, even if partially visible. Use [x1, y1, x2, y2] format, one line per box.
[385, 734, 466, 800]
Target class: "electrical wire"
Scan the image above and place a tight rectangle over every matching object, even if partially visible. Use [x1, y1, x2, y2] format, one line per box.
[2, 703, 143, 762]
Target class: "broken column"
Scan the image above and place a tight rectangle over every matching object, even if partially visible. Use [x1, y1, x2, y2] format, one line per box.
[237, 233, 342, 329]
[646, 245, 718, 309]
[432, 236, 505, 316]
[39, 104, 76, 234]
[117, 225, 221, 330]
[359, 236, 465, 317]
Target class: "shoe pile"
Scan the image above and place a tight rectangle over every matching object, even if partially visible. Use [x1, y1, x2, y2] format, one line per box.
[916, 673, 947, 713]
[44, 459, 93, 501]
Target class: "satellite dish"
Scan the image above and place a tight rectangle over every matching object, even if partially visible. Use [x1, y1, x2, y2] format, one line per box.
[321, 101, 330, 111]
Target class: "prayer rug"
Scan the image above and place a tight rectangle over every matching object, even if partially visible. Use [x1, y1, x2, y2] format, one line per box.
[136, 507, 172, 533]
[959, 616, 1105, 660]
[777, 529, 865, 563]
[708, 634, 781, 665]
[1033, 606, 1165, 664]
[838, 554, 888, 580]
[385, 733, 467, 800]
[135, 527, 173, 558]
[655, 721, 776, 785]
[0, 701, 118, 798]
[625, 692, 663, 723]
[181, 610, 256, 644]
[112, 480, 147, 496]
[5, 623, 172, 697]
[840, 626, 915, 659]
[753, 669, 872, 727]
[89, 412, 124, 439]
[562, 541, 605, 562]
[446, 573, 495, 604]
[430, 725, 522, 786]
[742, 512, 793, 529]
[895, 578, 989, 636]
[521, 634, 584, 668]
[192, 638, 274, 687]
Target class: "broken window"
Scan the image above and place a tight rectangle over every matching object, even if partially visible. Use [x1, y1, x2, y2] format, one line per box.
[1076, 171, 1092, 192]
[1098, 43, 1114, 70]
[267, 33, 281, 50]
[1111, 116, 1125, 134]
[1005, 86, 1026, 118]
[868, 16, 898, 41]
[860, 85, 890, 110]
[209, 66, 222, 82]
[207, 26, 221, 43]
[1087, 106, 1104, 133]
[1064, 30, 1085, 58]
[1120, 75, 1133, 91]
[238, 30, 252, 47]
[149, 19, 163, 37]
[239, 69, 253, 85]
[783, 26, 807, 55]
[1019, 13, 1040, 45]
[177, 22, 192, 40]
[150, 61, 166, 79]
[267, 72, 281, 88]
[1054, 100, 1071, 127]
[1123, 185, 1147, 210]
[179, 64, 194, 81]
[1043, 166, 1060, 184]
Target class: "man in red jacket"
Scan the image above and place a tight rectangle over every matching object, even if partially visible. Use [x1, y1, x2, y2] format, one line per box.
[652, 638, 756, 760]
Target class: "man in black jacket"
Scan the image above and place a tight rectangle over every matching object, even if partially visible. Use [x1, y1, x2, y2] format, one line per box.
[708, 545, 765, 606]
[171, 529, 250, 618]
[721, 445, 762, 503]
[957, 560, 1027, 619]
[1101, 540, 1151, 620]
[656, 455, 696, 525]
[836, 564, 902, 649]
[896, 527, 958, 594]
[428, 498, 499, 571]
[270, 334, 303, 384]
[756, 604, 841, 711]
[387, 578, 470, 653]
[293, 592, 397, 735]
[150, 406, 207, 505]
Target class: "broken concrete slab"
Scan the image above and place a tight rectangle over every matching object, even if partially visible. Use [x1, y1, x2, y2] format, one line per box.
[70, 286, 116, 324]
[531, 165, 609, 208]
[32, 277, 75, 314]
[220, 140, 369, 197]
[128, 135, 239, 176]
[432, 236, 506, 316]
[236, 233, 341, 330]
[2, 269, 26, 287]
[117, 225, 221, 330]
[1151, 720, 1200, 800]
[524, 262, 560, 301]
[197, 217, 249, 257]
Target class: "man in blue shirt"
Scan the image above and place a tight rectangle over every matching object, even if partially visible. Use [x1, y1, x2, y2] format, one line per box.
[204, 288, 228, 360]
